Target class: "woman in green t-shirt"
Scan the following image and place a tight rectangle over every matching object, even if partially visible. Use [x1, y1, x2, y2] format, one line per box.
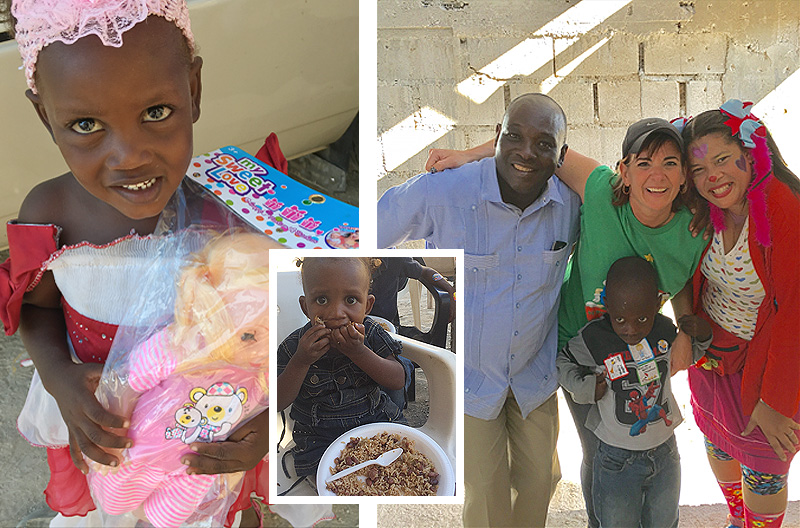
[426, 117, 708, 528]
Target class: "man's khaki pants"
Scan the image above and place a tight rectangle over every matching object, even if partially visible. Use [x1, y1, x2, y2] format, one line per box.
[463, 393, 561, 528]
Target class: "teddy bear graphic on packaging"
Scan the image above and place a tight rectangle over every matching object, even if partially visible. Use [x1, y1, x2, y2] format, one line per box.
[166, 381, 248, 444]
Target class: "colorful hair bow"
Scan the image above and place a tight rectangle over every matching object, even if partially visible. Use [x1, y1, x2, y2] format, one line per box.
[670, 116, 689, 133]
[719, 99, 766, 148]
[707, 99, 773, 247]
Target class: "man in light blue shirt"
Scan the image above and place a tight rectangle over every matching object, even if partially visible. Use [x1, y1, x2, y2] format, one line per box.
[378, 93, 580, 527]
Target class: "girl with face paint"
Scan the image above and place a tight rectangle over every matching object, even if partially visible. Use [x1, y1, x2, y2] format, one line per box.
[680, 100, 800, 528]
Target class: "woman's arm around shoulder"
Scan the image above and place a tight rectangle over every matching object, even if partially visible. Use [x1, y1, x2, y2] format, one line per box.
[555, 148, 600, 203]
[425, 140, 494, 173]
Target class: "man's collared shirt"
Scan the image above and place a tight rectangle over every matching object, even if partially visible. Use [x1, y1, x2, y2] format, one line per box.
[378, 157, 580, 420]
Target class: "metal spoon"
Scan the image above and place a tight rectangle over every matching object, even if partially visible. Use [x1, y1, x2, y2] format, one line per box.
[325, 447, 404, 484]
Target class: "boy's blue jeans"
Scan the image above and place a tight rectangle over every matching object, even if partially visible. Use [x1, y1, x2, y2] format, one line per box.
[592, 434, 680, 528]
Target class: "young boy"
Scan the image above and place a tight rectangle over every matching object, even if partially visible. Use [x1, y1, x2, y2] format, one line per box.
[276, 257, 407, 479]
[557, 256, 711, 527]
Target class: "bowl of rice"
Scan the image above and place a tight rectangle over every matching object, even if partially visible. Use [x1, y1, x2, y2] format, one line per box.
[316, 422, 455, 496]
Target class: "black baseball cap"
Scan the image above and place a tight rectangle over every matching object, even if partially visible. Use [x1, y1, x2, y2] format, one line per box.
[621, 118, 683, 158]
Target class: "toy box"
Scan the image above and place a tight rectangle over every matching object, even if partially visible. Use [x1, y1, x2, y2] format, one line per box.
[186, 146, 359, 248]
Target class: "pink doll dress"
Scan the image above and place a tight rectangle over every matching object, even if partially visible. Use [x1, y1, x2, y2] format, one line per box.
[0, 222, 269, 525]
[90, 329, 268, 527]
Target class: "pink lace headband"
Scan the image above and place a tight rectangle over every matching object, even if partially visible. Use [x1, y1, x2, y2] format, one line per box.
[12, 0, 195, 93]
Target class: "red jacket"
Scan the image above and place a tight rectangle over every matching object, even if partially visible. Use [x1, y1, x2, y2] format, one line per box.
[692, 176, 800, 417]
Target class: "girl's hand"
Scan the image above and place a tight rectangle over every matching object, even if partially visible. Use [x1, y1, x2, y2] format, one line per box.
[425, 149, 471, 173]
[670, 330, 694, 374]
[593, 373, 608, 401]
[54, 362, 131, 473]
[688, 209, 712, 239]
[331, 322, 366, 357]
[742, 400, 800, 461]
[294, 323, 331, 366]
[677, 314, 713, 340]
[183, 409, 268, 474]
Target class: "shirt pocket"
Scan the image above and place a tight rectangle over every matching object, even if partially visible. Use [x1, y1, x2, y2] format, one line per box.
[538, 245, 571, 293]
[464, 253, 499, 369]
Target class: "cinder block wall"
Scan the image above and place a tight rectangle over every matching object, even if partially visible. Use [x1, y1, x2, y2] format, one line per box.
[377, 0, 800, 196]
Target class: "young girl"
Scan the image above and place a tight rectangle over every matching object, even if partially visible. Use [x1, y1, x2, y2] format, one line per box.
[277, 257, 407, 480]
[0, 1, 285, 526]
[681, 100, 800, 528]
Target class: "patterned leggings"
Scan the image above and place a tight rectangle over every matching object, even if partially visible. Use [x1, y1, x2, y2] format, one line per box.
[704, 437, 788, 496]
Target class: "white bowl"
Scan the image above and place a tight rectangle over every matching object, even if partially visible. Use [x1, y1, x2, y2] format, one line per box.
[316, 422, 455, 496]
[368, 315, 396, 333]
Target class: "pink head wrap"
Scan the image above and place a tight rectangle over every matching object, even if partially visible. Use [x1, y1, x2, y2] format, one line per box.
[12, 0, 194, 93]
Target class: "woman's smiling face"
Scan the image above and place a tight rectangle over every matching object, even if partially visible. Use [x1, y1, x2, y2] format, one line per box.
[687, 132, 752, 211]
[619, 140, 684, 223]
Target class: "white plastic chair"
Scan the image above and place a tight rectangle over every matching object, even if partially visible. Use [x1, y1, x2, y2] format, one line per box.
[275, 270, 456, 496]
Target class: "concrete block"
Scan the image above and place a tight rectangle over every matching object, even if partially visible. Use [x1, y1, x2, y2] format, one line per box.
[460, 35, 553, 85]
[765, 41, 800, 87]
[544, 81, 596, 127]
[378, 27, 457, 83]
[379, 0, 578, 39]
[597, 126, 629, 168]
[564, 126, 604, 165]
[597, 80, 641, 123]
[644, 33, 727, 75]
[554, 31, 639, 78]
[686, 80, 723, 116]
[724, 42, 775, 101]
[378, 85, 417, 130]
[641, 80, 679, 120]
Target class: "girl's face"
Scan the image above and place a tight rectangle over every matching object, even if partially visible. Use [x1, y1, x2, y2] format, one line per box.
[28, 16, 202, 221]
[687, 132, 752, 211]
[300, 259, 375, 329]
[619, 141, 684, 222]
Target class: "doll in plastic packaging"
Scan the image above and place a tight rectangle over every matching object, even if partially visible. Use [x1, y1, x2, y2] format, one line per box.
[88, 230, 270, 527]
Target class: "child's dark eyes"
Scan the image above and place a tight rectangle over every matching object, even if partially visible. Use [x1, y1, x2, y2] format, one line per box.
[346, 296, 358, 305]
[71, 118, 103, 134]
[144, 105, 172, 122]
[315, 296, 328, 305]
[614, 317, 625, 324]
[638, 316, 648, 323]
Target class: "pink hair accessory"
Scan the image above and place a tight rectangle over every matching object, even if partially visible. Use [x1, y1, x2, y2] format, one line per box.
[12, 0, 194, 93]
[708, 99, 774, 247]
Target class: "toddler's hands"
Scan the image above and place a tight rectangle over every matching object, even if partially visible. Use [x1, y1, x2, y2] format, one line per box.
[742, 400, 800, 461]
[53, 363, 131, 473]
[677, 314, 712, 340]
[183, 409, 268, 475]
[331, 322, 366, 357]
[295, 322, 331, 366]
[594, 372, 608, 401]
